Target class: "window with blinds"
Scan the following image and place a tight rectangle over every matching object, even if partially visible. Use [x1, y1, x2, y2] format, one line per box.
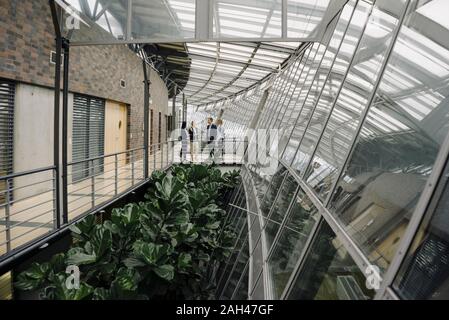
[72, 94, 105, 182]
[0, 79, 15, 203]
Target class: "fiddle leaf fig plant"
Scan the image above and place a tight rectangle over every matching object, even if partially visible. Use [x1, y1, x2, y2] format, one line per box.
[15, 164, 240, 300]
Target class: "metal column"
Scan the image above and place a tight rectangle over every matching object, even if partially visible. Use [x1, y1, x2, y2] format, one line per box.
[61, 37, 70, 225]
[172, 85, 177, 131]
[49, 0, 62, 228]
[143, 61, 150, 179]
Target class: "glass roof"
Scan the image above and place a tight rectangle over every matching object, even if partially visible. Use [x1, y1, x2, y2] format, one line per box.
[58, 0, 334, 43]
[183, 41, 302, 105]
[57, 0, 336, 105]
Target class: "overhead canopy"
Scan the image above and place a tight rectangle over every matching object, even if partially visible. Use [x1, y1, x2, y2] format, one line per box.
[58, 0, 336, 45]
[56, 0, 345, 105]
[183, 41, 303, 105]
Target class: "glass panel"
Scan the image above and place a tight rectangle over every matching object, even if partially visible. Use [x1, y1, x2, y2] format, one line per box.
[64, 0, 196, 42]
[250, 236, 264, 294]
[217, 216, 249, 295]
[305, 0, 406, 202]
[291, 0, 357, 175]
[132, 0, 196, 39]
[221, 236, 250, 299]
[251, 271, 265, 299]
[232, 265, 250, 300]
[287, 0, 331, 38]
[393, 161, 449, 299]
[259, 165, 289, 217]
[213, 0, 282, 39]
[264, 173, 299, 249]
[271, 61, 303, 129]
[267, 189, 320, 299]
[328, 0, 447, 271]
[287, 221, 375, 300]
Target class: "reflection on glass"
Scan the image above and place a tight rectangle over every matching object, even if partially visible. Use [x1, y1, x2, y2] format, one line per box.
[232, 265, 249, 300]
[328, 0, 448, 271]
[288, 222, 374, 300]
[291, 0, 357, 175]
[65, 0, 196, 41]
[268, 189, 320, 299]
[264, 173, 299, 248]
[394, 161, 449, 299]
[216, 218, 248, 295]
[251, 271, 265, 299]
[259, 165, 289, 217]
[305, 0, 406, 202]
[250, 237, 264, 294]
[288, 0, 331, 38]
[221, 237, 250, 299]
[132, 0, 196, 39]
[271, 61, 303, 129]
[213, 0, 282, 39]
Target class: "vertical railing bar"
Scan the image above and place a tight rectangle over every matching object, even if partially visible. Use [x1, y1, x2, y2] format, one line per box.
[153, 145, 157, 171]
[52, 170, 57, 230]
[161, 143, 164, 169]
[90, 159, 95, 208]
[114, 154, 118, 195]
[5, 178, 12, 252]
[131, 150, 135, 186]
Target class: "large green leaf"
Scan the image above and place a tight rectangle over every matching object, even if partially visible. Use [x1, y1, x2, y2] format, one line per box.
[66, 251, 97, 266]
[154, 265, 174, 281]
[166, 209, 189, 226]
[69, 215, 96, 244]
[14, 263, 51, 291]
[91, 226, 112, 258]
[132, 241, 172, 266]
[113, 267, 140, 292]
[177, 253, 192, 269]
[46, 275, 94, 300]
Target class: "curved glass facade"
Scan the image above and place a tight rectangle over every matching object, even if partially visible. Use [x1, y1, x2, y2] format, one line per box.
[202, 0, 449, 300]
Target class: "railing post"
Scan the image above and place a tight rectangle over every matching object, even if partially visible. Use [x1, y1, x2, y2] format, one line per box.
[172, 140, 175, 164]
[52, 170, 57, 229]
[90, 159, 95, 207]
[153, 145, 157, 171]
[166, 143, 169, 167]
[131, 150, 135, 186]
[143, 60, 150, 180]
[115, 154, 118, 195]
[160, 143, 164, 169]
[233, 137, 237, 165]
[5, 178, 12, 252]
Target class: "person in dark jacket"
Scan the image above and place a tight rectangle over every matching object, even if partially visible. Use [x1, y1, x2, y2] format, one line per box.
[206, 117, 217, 160]
[180, 121, 188, 162]
[188, 121, 197, 162]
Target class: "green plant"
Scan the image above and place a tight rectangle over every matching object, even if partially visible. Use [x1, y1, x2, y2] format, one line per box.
[15, 164, 240, 300]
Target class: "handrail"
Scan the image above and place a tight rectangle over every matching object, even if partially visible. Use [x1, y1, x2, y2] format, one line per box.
[67, 147, 145, 166]
[0, 166, 56, 181]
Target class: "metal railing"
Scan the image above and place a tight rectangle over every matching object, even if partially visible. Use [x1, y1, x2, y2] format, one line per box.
[0, 138, 246, 262]
[67, 147, 146, 222]
[0, 166, 57, 257]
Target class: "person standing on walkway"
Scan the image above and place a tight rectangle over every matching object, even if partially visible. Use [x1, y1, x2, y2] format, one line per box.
[206, 117, 217, 160]
[180, 121, 188, 163]
[188, 121, 197, 162]
[216, 119, 225, 161]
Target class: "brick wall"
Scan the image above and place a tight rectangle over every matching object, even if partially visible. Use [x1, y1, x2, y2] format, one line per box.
[0, 0, 169, 150]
